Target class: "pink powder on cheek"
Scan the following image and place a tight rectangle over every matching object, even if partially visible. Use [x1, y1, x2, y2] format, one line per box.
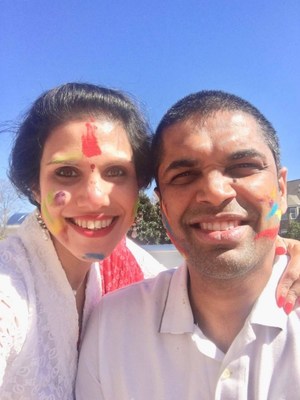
[81, 123, 102, 157]
[54, 191, 66, 206]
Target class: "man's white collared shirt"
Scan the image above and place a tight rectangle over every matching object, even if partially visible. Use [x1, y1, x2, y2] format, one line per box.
[76, 255, 300, 400]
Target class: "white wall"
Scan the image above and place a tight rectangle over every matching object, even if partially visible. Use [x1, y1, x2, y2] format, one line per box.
[141, 244, 183, 269]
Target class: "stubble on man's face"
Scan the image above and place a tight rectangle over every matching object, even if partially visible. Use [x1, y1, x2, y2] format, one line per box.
[157, 111, 287, 282]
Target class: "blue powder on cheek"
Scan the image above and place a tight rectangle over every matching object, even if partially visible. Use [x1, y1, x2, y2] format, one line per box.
[83, 253, 105, 261]
[266, 203, 279, 219]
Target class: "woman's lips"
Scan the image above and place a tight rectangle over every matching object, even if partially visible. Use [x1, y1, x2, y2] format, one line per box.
[66, 216, 116, 238]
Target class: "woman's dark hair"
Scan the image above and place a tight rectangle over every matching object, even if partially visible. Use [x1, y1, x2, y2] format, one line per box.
[9, 82, 152, 205]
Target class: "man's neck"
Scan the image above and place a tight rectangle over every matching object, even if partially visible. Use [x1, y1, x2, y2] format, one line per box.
[188, 258, 274, 353]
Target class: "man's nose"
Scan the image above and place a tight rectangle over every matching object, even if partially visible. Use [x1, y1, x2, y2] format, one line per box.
[195, 171, 236, 206]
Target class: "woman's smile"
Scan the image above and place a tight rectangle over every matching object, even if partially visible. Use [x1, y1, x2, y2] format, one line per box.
[38, 118, 138, 262]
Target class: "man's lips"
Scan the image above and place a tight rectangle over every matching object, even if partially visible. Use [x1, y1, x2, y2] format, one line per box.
[189, 214, 248, 231]
[195, 220, 239, 231]
[188, 215, 249, 242]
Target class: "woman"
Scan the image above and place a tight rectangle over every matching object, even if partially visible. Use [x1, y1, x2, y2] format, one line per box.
[0, 83, 164, 399]
[0, 83, 299, 399]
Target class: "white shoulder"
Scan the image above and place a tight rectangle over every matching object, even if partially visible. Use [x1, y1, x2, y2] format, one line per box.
[125, 237, 166, 278]
[0, 238, 29, 385]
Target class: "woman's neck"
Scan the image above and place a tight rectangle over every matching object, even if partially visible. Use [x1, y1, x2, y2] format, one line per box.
[51, 236, 92, 326]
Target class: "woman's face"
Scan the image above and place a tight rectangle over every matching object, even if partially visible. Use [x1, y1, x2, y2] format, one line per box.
[36, 118, 138, 264]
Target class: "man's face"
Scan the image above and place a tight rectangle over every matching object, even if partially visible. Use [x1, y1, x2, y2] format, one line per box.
[156, 110, 287, 280]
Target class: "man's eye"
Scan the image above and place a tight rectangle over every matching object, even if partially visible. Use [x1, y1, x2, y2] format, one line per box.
[106, 167, 125, 177]
[55, 167, 78, 178]
[170, 171, 197, 184]
[227, 163, 265, 177]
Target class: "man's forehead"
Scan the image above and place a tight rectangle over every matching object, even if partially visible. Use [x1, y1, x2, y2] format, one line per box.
[157, 110, 274, 173]
[164, 109, 258, 131]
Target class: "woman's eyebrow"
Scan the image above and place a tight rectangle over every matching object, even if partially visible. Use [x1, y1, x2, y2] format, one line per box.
[47, 153, 83, 165]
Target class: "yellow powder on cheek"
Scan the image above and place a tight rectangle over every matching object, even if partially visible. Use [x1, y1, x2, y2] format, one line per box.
[41, 200, 65, 235]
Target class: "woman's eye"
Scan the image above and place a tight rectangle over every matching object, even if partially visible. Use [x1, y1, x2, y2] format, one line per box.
[106, 167, 125, 177]
[55, 167, 78, 178]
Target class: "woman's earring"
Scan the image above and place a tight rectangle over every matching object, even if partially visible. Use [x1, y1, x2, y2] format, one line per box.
[35, 210, 49, 240]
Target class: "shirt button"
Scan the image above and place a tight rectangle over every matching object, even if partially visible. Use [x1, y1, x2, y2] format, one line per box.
[221, 368, 231, 380]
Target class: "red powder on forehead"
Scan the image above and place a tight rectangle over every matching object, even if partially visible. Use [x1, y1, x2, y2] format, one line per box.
[255, 227, 279, 240]
[81, 123, 101, 157]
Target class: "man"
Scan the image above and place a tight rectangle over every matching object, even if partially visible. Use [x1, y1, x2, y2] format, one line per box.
[76, 91, 300, 399]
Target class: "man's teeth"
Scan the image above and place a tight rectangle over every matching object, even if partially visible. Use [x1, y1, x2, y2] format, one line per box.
[200, 221, 238, 231]
[73, 218, 113, 230]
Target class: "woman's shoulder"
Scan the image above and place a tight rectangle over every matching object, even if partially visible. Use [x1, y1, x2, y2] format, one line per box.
[0, 233, 27, 267]
[0, 223, 37, 311]
[0, 233, 31, 299]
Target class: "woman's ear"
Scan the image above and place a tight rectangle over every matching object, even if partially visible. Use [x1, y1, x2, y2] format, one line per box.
[31, 187, 41, 206]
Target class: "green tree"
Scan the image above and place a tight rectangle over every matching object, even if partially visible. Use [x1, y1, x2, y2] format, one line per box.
[128, 192, 171, 245]
[285, 221, 300, 240]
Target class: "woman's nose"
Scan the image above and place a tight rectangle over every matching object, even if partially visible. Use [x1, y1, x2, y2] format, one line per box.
[76, 176, 110, 209]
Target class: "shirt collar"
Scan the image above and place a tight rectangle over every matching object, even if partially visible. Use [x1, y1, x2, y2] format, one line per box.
[160, 263, 195, 334]
[249, 255, 289, 330]
[160, 255, 289, 334]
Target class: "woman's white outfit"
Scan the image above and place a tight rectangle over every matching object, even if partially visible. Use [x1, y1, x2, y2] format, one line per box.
[0, 212, 164, 400]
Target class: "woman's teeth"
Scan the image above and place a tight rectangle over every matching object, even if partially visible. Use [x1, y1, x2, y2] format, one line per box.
[72, 218, 113, 230]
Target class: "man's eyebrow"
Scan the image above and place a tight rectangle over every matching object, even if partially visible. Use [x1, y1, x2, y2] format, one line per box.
[229, 149, 267, 161]
[164, 159, 198, 174]
[162, 149, 268, 174]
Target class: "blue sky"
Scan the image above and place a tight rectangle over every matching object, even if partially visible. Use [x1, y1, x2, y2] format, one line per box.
[1, 0, 299, 212]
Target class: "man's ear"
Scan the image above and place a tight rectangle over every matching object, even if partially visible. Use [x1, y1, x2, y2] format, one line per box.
[154, 186, 161, 202]
[278, 167, 288, 215]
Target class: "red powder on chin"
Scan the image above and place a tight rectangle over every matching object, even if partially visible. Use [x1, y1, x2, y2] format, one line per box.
[82, 123, 101, 157]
